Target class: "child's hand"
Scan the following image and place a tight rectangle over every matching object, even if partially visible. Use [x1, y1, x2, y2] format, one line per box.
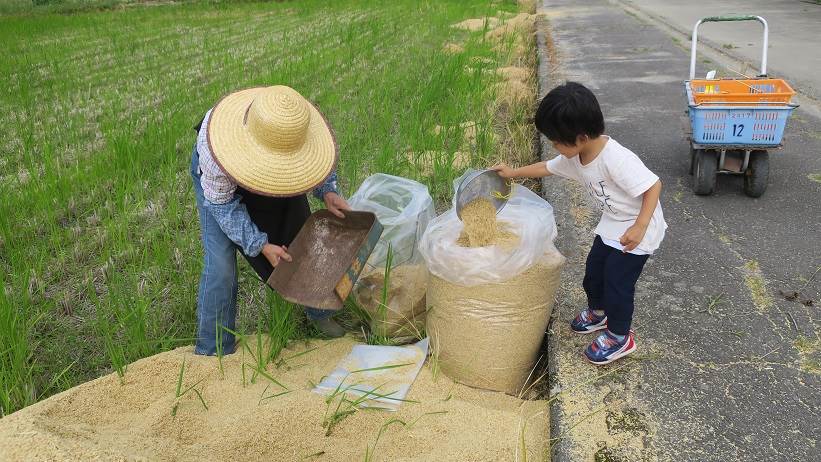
[491, 163, 516, 179]
[619, 223, 648, 252]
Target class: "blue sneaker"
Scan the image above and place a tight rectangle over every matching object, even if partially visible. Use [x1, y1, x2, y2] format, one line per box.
[570, 309, 608, 334]
[584, 330, 636, 365]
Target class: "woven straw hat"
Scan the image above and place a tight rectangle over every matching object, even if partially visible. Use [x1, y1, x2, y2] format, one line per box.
[207, 86, 338, 197]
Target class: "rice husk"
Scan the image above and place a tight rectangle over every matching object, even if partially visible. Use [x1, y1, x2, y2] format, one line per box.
[0, 337, 549, 461]
[495, 78, 533, 107]
[485, 13, 536, 41]
[457, 198, 499, 247]
[353, 264, 427, 339]
[442, 42, 464, 54]
[518, 0, 537, 13]
[451, 17, 501, 32]
[497, 66, 531, 82]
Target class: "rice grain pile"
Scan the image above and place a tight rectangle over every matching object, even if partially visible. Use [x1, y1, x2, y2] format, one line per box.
[0, 337, 549, 461]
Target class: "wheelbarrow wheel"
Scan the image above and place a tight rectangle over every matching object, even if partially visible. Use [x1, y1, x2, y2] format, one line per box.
[744, 150, 769, 198]
[689, 146, 696, 175]
[693, 149, 717, 195]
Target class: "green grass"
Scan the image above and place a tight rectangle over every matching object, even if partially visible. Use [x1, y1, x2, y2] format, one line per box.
[0, 0, 533, 415]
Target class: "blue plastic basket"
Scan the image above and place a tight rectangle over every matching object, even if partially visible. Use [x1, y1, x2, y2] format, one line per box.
[685, 82, 797, 146]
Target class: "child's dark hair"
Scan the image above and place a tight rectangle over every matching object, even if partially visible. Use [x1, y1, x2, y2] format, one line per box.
[535, 81, 604, 145]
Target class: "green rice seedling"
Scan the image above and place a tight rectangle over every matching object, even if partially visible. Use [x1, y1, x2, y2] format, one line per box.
[275, 345, 320, 370]
[323, 385, 407, 437]
[0, 279, 39, 416]
[515, 409, 547, 462]
[91, 286, 129, 384]
[363, 418, 406, 462]
[548, 405, 608, 449]
[302, 451, 326, 460]
[363, 411, 447, 461]
[405, 410, 448, 429]
[365, 243, 394, 346]
[321, 363, 417, 436]
[98, 316, 128, 384]
[171, 356, 208, 418]
[378, 244, 394, 322]
[244, 362, 289, 391]
[428, 323, 442, 381]
[258, 383, 293, 406]
[215, 321, 225, 378]
[261, 291, 297, 363]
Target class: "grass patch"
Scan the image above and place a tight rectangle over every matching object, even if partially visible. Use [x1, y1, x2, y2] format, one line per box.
[0, 0, 538, 414]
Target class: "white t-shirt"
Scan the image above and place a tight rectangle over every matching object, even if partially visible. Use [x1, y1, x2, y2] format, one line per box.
[546, 137, 667, 254]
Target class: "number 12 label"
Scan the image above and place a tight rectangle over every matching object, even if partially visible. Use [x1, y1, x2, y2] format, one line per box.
[732, 124, 744, 137]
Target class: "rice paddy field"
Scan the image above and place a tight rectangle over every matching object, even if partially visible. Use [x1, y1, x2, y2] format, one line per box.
[0, 0, 539, 419]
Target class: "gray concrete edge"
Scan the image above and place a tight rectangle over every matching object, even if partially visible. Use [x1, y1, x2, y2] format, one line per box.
[535, 13, 564, 461]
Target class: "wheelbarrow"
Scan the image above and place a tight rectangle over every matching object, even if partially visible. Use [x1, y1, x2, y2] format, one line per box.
[685, 15, 798, 197]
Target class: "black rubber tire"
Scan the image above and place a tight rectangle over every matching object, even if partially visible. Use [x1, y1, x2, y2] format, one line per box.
[689, 146, 696, 175]
[744, 150, 769, 198]
[693, 149, 717, 195]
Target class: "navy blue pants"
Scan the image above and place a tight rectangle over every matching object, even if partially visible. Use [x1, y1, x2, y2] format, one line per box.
[583, 236, 649, 335]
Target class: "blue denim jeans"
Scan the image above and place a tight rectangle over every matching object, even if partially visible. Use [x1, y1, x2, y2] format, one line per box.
[190, 147, 333, 355]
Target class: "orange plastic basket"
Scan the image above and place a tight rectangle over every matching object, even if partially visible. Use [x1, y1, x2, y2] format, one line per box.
[689, 78, 795, 105]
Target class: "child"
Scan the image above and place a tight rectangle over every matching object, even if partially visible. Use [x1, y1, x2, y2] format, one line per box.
[493, 81, 666, 365]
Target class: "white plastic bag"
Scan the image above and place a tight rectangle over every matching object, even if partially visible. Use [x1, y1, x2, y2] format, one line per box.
[348, 174, 436, 270]
[419, 170, 558, 286]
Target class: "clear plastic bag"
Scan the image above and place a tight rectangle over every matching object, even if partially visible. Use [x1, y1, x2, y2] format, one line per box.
[348, 174, 436, 270]
[419, 170, 558, 286]
[353, 264, 427, 340]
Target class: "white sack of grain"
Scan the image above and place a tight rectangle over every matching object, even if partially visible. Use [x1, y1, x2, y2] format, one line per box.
[419, 172, 564, 394]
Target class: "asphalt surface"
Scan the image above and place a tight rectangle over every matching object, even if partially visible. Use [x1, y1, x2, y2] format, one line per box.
[620, 0, 821, 101]
[537, 0, 821, 460]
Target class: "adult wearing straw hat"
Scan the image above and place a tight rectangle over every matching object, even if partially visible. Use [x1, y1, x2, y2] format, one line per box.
[190, 85, 350, 356]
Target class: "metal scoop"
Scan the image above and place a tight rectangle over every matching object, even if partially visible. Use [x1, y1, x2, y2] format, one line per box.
[455, 169, 511, 219]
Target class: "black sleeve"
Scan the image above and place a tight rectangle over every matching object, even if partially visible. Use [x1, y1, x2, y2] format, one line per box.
[193, 115, 206, 133]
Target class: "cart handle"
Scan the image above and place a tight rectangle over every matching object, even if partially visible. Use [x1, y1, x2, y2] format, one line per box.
[689, 15, 768, 80]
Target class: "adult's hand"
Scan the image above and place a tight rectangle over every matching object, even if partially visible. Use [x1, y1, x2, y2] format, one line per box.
[324, 191, 351, 219]
[262, 243, 292, 267]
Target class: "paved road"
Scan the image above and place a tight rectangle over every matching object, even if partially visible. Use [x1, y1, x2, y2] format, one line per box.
[537, 0, 821, 460]
[619, 0, 821, 100]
